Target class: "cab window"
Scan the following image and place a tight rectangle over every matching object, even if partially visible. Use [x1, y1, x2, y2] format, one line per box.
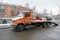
[24, 13, 30, 17]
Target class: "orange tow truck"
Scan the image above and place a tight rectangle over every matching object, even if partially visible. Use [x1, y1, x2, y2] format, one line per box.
[11, 11, 58, 32]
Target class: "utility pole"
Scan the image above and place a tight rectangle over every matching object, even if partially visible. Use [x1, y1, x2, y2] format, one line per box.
[43, 9, 47, 17]
[50, 10, 52, 16]
[33, 6, 36, 12]
[59, 6, 60, 14]
[32, 6, 36, 16]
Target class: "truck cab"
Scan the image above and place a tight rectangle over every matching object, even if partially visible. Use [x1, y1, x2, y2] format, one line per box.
[12, 11, 34, 31]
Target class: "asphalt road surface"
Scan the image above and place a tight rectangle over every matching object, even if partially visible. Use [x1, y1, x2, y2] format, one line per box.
[0, 19, 60, 40]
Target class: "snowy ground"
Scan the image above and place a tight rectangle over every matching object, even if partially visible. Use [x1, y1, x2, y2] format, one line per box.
[0, 23, 12, 28]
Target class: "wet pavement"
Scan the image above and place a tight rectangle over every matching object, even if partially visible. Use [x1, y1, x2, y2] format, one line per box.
[0, 19, 60, 40]
[0, 25, 60, 40]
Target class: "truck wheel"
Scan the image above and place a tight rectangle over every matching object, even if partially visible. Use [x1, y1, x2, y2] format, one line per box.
[17, 25, 24, 32]
[42, 23, 48, 28]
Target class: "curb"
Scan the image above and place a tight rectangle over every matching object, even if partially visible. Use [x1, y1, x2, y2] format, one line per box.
[0, 27, 13, 29]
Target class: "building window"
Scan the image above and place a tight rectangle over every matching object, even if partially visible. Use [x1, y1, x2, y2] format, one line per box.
[0, 6, 5, 10]
[11, 5, 15, 17]
[11, 11, 14, 17]
[11, 5, 15, 11]
[1, 10, 5, 16]
[0, 6, 5, 16]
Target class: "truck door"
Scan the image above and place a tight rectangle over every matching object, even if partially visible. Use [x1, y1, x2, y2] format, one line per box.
[24, 12, 32, 24]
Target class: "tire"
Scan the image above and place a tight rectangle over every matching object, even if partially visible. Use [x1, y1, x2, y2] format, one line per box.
[16, 25, 25, 32]
[42, 23, 48, 28]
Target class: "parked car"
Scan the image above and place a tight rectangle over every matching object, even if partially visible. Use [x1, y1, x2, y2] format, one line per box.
[0, 18, 12, 24]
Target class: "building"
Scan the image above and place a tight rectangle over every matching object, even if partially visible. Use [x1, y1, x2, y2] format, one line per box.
[0, 3, 31, 18]
[0, 3, 11, 18]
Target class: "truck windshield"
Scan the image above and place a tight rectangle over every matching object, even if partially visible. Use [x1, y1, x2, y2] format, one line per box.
[17, 12, 24, 17]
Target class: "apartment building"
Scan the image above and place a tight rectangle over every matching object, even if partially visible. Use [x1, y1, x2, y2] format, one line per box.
[0, 3, 31, 18]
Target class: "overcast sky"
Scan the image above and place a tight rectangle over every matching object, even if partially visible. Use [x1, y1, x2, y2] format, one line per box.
[1, 0, 60, 15]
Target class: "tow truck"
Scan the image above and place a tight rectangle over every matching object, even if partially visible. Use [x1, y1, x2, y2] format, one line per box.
[11, 11, 58, 32]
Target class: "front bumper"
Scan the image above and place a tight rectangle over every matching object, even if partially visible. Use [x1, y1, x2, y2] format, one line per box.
[11, 23, 17, 28]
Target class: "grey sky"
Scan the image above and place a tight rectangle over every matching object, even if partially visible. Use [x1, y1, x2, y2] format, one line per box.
[1, 0, 60, 15]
